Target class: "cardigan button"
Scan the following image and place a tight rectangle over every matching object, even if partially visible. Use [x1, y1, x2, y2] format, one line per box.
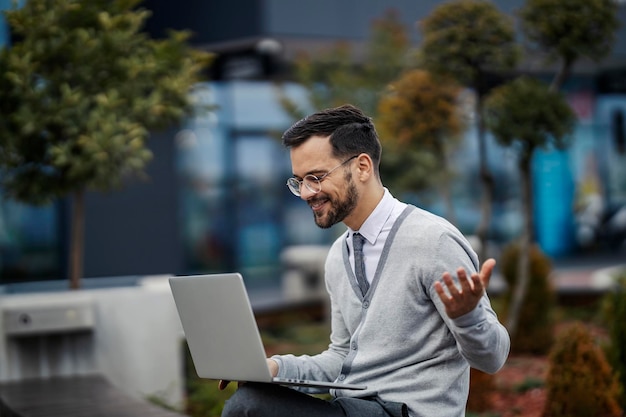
[363, 300, 370, 308]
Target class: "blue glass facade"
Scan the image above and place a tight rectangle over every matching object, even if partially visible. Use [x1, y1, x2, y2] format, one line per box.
[2, 78, 626, 284]
[0, 0, 62, 284]
[2, 0, 625, 284]
[533, 90, 626, 256]
[176, 82, 346, 288]
[0, 197, 62, 283]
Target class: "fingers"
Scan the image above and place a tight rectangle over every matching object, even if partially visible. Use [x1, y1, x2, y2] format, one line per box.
[479, 258, 496, 288]
[435, 260, 495, 320]
[456, 267, 474, 292]
[434, 272, 458, 300]
[219, 380, 247, 390]
[457, 258, 496, 294]
[434, 279, 449, 301]
[444, 272, 462, 295]
[267, 359, 279, 377]
[481, 257, 496, 273]
[435, 272, 472, 319]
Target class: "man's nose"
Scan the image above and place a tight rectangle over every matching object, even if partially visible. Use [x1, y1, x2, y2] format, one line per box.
[299, 184, 316, 201]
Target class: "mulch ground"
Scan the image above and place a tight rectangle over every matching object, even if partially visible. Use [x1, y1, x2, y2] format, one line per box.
[489, 355, 549, 417]
[479, 320, 612, 417]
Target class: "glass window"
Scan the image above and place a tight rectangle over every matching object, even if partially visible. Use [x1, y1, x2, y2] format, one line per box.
[0, 197, 61, 283]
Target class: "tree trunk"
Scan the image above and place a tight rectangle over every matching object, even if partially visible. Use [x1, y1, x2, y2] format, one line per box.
[436, 139, 457, 226]
[474, 92, 494, 262]
[550, 57, 573, 93]
[441, 173, 456, 226]
[506, 153, 533, 336]
[69, 189, 85, 290]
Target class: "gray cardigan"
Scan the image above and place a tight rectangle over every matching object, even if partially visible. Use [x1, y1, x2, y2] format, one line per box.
[273, 205, 510, 417]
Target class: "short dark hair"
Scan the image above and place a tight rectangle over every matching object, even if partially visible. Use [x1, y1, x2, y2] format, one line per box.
[282, 104, 382, 171]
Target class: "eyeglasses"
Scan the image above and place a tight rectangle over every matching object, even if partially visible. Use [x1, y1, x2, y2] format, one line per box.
[286, 155, 358, 197]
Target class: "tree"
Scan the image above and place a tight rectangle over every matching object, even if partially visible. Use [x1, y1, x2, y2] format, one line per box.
[502, 0, 620, 337]
[484, 76, 576, 336]
[377, 69, 464, 221]
[280, 9, 443, 195]
[281, 9, 412, 119]
[519, 0, 620, 92]
[418, 0, 520, 261]
[0, 0, 210, 289]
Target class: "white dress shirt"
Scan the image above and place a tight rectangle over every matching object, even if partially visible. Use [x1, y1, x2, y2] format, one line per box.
[346, 188, 407, 284]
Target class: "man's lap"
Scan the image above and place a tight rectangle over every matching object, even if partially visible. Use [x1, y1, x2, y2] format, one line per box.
[221, 383, 408, 417]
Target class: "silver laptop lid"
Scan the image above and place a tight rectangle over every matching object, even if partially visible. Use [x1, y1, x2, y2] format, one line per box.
[169, 273, 273, 383]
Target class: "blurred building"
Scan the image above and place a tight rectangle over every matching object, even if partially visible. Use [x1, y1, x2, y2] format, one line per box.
[1, 0, 626, 287]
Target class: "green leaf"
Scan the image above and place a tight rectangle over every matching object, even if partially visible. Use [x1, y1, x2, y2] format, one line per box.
[0, 0, 211, 203]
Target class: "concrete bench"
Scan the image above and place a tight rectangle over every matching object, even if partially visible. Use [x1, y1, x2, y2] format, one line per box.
[0, 374, 188, 417]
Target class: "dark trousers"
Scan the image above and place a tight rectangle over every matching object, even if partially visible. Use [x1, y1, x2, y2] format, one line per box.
[221, 383, 408, 417]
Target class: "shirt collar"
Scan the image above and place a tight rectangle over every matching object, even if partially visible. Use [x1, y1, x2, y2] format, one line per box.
[348, 188, 395, 245]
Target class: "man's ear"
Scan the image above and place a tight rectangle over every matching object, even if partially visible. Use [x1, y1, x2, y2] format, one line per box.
[355, 153, 374, 180]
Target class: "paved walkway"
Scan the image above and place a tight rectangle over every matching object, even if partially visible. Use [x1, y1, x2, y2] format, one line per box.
[550, 250, 625, 293]
[485, 249, 625, 296]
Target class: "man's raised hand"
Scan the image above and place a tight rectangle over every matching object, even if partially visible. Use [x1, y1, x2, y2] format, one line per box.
[434, 258, 496, 319]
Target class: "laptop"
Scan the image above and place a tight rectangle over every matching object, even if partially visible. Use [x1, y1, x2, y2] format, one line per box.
[168, 273, 367, 391]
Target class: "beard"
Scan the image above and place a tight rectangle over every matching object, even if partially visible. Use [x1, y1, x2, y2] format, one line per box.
[310, 175, 358, 229]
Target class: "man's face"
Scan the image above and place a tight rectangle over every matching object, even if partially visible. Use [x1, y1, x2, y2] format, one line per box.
[290, 136, 359, 229]
[310, 172, 358, 229]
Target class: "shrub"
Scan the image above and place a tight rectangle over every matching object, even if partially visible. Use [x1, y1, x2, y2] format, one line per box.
[182, 340, 236, 417]
[514, 377, 544, 393]
[601, 270, 626, 408]
[185, 379, 236, 417]
[543, 322, 623, 417]
[500, 242, 556, 354]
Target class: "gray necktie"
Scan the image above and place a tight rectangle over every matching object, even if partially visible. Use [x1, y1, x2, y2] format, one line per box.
[353, 233, 370, 296]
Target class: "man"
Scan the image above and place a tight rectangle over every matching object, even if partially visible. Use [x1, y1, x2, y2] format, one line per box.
[221, 104, 510, 417]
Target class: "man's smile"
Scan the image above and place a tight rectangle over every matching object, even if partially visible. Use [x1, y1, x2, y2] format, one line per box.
[309, 197, 329, 212]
